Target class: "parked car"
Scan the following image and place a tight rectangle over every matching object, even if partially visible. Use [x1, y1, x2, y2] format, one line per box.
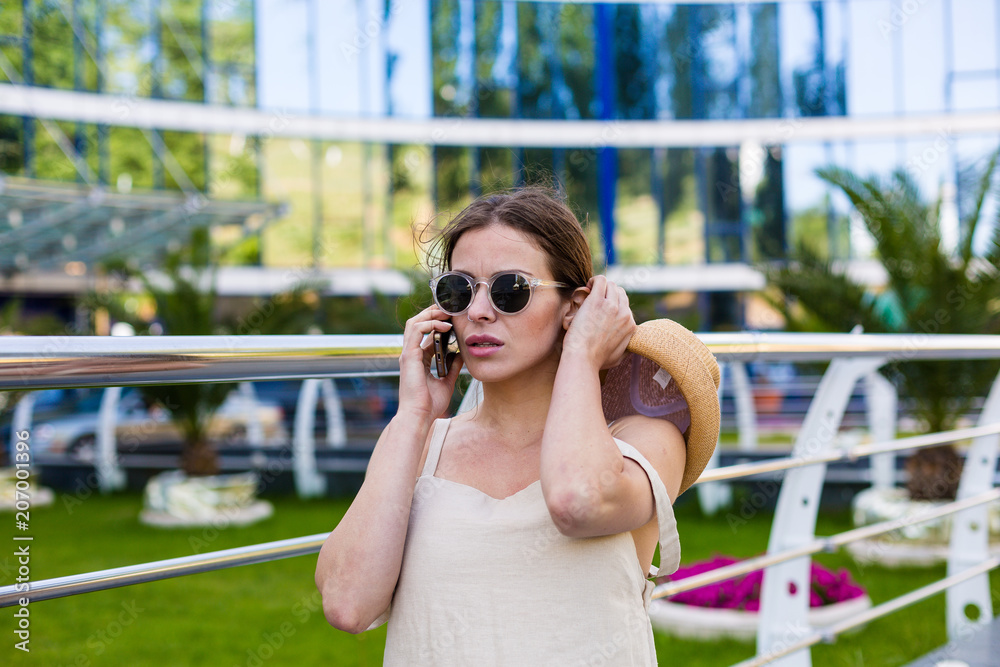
[252, 378, 399, 443]
[2, 388, 106, 462]
[31, 388, 287, 460]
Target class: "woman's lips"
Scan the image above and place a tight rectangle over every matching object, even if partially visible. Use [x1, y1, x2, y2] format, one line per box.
[465, 334, 504, 357]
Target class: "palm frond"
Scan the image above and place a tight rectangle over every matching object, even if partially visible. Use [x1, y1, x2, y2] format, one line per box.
[986, 210, 1000, 270]
[959, 148, 1000, 265]
[764, 241, 886, 333]
[773, 156, 1000, 436]
[818, 166, 933, 313]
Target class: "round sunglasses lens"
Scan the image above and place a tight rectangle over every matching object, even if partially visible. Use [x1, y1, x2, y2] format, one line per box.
[490, 273, 531, 313]
[436, 274, 473, 313]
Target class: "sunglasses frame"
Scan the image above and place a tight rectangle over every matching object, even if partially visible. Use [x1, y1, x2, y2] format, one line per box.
[429, 270, 568, 316]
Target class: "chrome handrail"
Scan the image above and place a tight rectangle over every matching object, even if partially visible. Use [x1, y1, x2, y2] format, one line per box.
[0, 334, 404, 390]
[4, 331, 1000, 667]
[731, 556, 1000, 667]
[4, 332, 1000, 390]
[651, 488, 1000, 600]
[0, 533, 328, 607]
[699, 423, 1000, 484]
[3, 479, 995, 609]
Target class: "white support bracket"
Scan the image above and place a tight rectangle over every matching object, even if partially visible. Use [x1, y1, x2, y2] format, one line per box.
[292, 378, 345, 498]
[96, 387, 126, 493]
[756, 355, 886, 667]
[698, 363, 733, 516]
[237, 382, 265, 448]
[865, 371, 899, 489]
[946, 368, 1000, 640]
[10, 392, 36, 452]
[320, 379, 347, 448]
[731, 361, 759, 452]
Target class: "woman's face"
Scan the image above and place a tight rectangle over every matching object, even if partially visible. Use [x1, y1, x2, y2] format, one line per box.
[448, 224, 572, 384]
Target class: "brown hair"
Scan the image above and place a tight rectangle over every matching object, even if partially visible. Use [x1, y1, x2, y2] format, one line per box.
[425, 186, 593, 294]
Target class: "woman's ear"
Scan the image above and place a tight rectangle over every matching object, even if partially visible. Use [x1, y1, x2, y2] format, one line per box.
[562, 286, 590, 331]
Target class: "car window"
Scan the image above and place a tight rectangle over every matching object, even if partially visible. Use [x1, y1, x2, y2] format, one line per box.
[33, 389, 67, 408]
[75, 391, 105, 412]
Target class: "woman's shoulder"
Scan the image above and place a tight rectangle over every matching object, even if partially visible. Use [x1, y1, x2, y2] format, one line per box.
[608, 413, 682, 441]
[609, 414, 686, 502]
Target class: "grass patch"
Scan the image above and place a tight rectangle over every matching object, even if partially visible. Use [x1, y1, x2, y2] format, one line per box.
[3, 491, 997, 665]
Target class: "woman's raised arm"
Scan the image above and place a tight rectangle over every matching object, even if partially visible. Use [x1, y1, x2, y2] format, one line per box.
[540, 276, 684, 538]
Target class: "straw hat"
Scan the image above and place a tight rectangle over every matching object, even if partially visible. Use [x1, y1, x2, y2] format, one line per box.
[600, 318, 721, 497]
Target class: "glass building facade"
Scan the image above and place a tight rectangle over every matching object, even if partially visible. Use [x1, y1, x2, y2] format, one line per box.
[1, 0, 998, 324]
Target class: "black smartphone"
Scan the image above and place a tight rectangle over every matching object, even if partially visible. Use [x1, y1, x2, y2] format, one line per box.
[432, 329, 457, 378]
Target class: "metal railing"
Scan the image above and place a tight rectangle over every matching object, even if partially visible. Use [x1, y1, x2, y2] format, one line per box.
[2, 332, 999, 667]
[3, 332, 1000, 390]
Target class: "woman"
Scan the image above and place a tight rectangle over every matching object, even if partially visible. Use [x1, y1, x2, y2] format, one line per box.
[316, 187, 713, 665]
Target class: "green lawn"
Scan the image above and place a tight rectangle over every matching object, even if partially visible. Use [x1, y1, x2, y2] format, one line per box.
[3, 490, 997, 666]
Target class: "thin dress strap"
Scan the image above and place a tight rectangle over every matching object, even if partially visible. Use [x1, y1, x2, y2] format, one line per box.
[613, 437, 681, 577]
[365, 418, 452, 632]
[420, 418, 451, 477]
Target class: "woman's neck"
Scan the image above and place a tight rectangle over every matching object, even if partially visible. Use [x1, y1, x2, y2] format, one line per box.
[468, 368, 558, 451]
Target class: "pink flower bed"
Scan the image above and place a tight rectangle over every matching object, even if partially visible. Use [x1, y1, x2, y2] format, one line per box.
[659, 556, 867, 612]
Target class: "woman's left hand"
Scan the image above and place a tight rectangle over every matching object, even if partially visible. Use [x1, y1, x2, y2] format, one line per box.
[562, 275, 636, 370]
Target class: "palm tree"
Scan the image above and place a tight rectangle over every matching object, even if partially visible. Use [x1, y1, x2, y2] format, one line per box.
[96, 227, 337, 476]
[98, 228, 236, 476]
[766, 151, 1000, 500]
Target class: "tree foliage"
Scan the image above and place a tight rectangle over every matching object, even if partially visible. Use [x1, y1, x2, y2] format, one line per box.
[768, 155, 1000, 434]
[94, 228, 233, 475]
[86, 228, 431, 473]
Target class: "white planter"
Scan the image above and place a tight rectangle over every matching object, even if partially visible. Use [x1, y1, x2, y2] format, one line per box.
[846, 538, 1000, 568]
[140, 470, 273, 528]
[0, 468, 54, 510]
[648, 595, 872, 641]
[848, 487, 1000, 567]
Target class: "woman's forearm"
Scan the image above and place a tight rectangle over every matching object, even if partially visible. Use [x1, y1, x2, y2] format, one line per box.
[540, 348, 630, 536]
[315, 409, 434, 632]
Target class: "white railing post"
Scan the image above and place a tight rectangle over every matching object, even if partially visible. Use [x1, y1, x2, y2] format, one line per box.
[865, 371, 898, 489]
[698, 363, 732, 515]
[946, 369, 1000, 639]
[292, 379, 327, 498]
[237, 382, 265, 447]
[96, 386, 126, 493]
[10, 392, 35, 450]
[731, 361, 759, 451]
[756, 355, 886, 666]
[319, 378, 346, 447]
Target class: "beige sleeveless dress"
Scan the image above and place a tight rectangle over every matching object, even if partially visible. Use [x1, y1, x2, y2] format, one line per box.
[378, 418, 681, 666]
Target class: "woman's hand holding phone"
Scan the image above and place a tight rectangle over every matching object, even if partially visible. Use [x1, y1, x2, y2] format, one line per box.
[432, 329, 458, 378]
[397, 306, 463, 420]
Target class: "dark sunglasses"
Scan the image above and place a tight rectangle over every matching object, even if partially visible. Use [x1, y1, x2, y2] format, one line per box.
[429, 271, 568, 316]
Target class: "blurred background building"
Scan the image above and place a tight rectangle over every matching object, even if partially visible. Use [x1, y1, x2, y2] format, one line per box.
[1, 0, 998, 330]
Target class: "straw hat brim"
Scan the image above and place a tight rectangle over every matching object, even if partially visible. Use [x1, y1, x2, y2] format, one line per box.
[624, 319, 721, 496]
